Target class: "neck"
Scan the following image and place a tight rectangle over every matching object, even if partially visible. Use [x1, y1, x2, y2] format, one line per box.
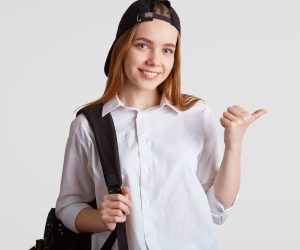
[118, 85, 161, 111]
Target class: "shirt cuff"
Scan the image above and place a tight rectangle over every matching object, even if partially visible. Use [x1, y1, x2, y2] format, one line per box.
[55, 202, 92, 233]
[206, 184, 239, 225]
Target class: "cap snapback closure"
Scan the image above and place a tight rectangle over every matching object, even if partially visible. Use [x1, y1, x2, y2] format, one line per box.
[137, 12, 174, 26]
[137, 12, 154, 22]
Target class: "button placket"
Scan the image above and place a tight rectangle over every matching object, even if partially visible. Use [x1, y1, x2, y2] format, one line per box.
[136, 111, 156, 247]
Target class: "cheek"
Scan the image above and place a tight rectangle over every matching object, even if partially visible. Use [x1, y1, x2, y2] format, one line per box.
[124, 55, 136, 79]
[164, 58, 175, 74]
[124, 49, 142, 69]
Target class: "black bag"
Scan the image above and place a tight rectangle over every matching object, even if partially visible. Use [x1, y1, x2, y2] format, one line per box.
[30, 104, 129, 250]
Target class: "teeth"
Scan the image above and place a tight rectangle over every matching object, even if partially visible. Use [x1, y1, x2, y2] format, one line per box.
[143, 70, 158, 77]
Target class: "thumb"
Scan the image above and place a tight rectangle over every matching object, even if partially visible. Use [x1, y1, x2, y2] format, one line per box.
[122, 186, 130, 196]
[251, 109, 268, 121]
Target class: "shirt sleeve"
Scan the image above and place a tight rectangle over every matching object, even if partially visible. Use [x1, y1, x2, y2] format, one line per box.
[55, 114, 96, 233]
[196, 103, 238, 225]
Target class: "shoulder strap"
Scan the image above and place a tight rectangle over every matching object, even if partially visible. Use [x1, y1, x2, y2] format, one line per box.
[76, 104, 128, 250]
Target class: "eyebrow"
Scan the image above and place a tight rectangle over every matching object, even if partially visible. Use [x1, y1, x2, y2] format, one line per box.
[133, 37, 176, 48]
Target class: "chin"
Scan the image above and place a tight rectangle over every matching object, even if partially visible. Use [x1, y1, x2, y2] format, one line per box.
[135, 84, 160, 91]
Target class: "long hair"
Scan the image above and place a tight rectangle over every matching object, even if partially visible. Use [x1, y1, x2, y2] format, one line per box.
[74, 2, 202, 113]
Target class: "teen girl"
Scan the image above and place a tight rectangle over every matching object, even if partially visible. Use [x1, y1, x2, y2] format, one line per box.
[55, 0, 267, 249]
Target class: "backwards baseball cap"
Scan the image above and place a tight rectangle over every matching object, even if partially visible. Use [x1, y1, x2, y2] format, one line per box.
[104, 0, 181, 77]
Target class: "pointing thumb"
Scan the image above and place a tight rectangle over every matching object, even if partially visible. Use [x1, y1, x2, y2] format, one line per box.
[251, 109, 268, 122]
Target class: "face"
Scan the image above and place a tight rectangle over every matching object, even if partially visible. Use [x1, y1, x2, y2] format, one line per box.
[123, 18, 178, 93]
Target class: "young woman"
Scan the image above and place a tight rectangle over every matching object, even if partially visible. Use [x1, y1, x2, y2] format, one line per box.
[55, 0, 267, 249]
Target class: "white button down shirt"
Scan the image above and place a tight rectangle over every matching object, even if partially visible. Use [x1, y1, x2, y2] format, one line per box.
[55, 93, 238, 250]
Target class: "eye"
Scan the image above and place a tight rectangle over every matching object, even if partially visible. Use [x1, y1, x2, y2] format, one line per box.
[136, 43, 149, 49]
[163, 48, 174, 54]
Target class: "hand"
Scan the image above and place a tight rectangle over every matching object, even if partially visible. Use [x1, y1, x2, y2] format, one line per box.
[220, 105, 268, 149]
[97, 186, 132, 231]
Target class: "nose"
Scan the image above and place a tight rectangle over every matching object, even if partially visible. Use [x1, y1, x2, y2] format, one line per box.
[146, 49, 160, 67]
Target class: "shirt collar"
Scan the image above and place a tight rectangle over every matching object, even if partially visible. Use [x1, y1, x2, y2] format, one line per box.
[102, 92, 180, 117]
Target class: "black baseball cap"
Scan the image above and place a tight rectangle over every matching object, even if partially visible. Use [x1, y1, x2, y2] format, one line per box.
[104, 0, 181, 77]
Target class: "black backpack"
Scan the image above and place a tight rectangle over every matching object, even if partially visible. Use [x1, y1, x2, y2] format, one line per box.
[30, 104, 129, 250]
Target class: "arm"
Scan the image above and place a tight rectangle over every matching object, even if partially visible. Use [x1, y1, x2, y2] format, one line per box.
[214, 145, 241, 209]
[55, 115, 97, 233]
[196, 103, 267, 224]
[56, 114, 132, 233]
[214, 105, 268, 209]
[75, 207, 108, 233]
[76, 186, 132, 233]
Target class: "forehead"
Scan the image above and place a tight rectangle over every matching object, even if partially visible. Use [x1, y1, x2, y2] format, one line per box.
[134, 18, 178, 45]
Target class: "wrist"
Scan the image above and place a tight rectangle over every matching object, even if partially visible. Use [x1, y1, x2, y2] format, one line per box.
[224, 143, 243, 153]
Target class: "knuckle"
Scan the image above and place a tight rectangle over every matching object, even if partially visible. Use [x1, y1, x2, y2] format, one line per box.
[99, 202, 105, 209]
[238, 118, 244, 124]
[235, 120, 242, 126]
[100, 209, 107, 218]
[228, 123, 235, 129]
[101, 214, 107, 221]
[245, 113, 251, 119]
[241, 116, 247, 122]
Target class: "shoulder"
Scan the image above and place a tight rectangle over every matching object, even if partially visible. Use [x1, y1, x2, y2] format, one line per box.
[187, 99, 212, 116]
[69, 113, 95, 143]
[70, 113, 90, 131]
[185, 99, 219, 130]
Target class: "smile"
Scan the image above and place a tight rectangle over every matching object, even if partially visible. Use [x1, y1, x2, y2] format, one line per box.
[138, 69, 161, 79]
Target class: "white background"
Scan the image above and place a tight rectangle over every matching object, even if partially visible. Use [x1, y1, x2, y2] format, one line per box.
[1, 0, 299, 249]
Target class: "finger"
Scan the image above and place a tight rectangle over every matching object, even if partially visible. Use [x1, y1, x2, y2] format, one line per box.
[104, 214, 126, 223]
[220, 117, 231, 128]
[106, 208, 127, 218]
[233, 105, 247, 113]
[106, 200, 130, 215]
[223, 111, 239, 121]
[107, 193, 132, 208]
[122, 186, 130, 196]
[220, 118, 226, 128]
[227, 106, 245, 118]
[251, 109, 268, 121]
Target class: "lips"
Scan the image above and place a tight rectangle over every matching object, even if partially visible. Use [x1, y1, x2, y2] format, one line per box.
[138, 68, 161, 80]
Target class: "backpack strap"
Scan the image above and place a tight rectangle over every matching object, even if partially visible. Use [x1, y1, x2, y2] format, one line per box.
[76, 104, 128, 250]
